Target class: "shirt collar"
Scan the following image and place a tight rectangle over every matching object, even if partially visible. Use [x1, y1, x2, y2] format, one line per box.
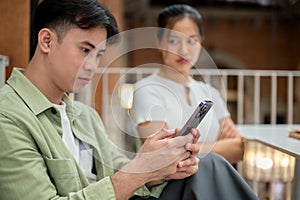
[7, 68, 79, 116]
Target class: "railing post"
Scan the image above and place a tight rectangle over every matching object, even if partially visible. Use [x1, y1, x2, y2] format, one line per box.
[237, 72, 244, 124]
[271, 73, 277, 124]
[287, 73, 294, 125]
[221, 72, 228, 103]
[254, 73, 261, 124]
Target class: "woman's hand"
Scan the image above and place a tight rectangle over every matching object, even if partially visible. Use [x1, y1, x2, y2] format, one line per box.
[218, 117, 240, 140]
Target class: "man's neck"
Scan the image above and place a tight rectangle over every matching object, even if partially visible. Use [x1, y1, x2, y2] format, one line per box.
[24, 57, 64, 104]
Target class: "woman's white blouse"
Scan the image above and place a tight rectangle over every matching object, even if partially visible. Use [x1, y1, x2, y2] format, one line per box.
[131, 72, 230, 142]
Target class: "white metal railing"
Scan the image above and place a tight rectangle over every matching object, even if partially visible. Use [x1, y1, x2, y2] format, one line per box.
[78, 67, 300, 127]
[0, 55, 9, 88]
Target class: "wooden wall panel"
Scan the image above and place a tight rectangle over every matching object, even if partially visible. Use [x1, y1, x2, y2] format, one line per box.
[0, 0, 31, 79]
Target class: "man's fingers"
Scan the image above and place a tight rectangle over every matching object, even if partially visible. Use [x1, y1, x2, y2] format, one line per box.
[185, 142, 200, 156]
[178, 155, 199, 168]
[150, 128, 176, 140]
[191, 128, 200, 143]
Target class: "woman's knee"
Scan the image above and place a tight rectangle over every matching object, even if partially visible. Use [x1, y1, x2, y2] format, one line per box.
[197, 152, 230, 171]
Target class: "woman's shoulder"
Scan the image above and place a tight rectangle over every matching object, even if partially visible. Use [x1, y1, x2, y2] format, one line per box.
[190, 77, 213, 88]
[190, 78, 222, 94]
[134, 73, 165, 89]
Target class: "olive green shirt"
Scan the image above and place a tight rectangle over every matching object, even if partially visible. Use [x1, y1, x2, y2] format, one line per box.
[0, 68, 166, 199]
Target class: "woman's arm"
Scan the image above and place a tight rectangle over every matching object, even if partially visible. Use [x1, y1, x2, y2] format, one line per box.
[198, 137, 244, 164]
[137, 118, 244, 164]
[197, 117, 244, 164]
[218, 117, 241, 140]
[137, 121, 168, 143]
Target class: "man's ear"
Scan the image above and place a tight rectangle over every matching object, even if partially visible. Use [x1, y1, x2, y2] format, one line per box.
[38, 28, 54, 53]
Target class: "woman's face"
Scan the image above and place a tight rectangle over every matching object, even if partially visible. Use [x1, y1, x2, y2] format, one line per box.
[159, 17, 202, 76]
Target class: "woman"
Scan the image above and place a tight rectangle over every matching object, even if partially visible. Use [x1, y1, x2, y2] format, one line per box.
[131, 4, 244, 164]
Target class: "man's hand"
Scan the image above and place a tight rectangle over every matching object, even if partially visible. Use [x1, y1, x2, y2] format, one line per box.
[122, 128, 195, 180]
[111, 128, 200, 199]
[166, 153, 199, 180]
[167, 128, 200, 180]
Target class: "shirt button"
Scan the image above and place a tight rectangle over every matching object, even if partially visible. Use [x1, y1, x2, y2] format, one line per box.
[51, 108, 57, 114]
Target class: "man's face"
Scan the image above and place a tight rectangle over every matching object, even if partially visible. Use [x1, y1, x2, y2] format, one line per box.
[47, 27, 107, 93]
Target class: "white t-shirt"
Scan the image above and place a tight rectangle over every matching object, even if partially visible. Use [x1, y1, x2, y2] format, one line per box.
[131, 72, 230, 142]
[54, 102, 97, 183]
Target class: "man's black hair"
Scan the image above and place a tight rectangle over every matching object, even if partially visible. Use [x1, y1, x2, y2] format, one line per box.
[33, 0, 119, 46]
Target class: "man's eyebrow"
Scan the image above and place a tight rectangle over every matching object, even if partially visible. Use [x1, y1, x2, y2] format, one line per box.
[81, 41, 96, 49]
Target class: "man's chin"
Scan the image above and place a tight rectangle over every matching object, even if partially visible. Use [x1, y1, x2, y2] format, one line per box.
[71, 84, 86, 94]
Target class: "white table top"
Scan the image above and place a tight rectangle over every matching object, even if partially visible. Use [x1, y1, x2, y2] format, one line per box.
[236, 124, 300, 159]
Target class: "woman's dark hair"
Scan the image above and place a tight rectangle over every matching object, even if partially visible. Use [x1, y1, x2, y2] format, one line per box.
[33, 0, 119, 45]
[157, 4, 204, 41]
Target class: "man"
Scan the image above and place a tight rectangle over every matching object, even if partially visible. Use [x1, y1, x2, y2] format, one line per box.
[0, 0, 258, 199]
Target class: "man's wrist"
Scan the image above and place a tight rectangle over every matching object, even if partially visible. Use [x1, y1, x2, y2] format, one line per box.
[146, 178, 170, 188]
[111, 169, 148, 199]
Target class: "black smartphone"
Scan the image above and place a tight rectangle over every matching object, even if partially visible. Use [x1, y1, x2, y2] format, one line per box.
[177, 100, 214, 136]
